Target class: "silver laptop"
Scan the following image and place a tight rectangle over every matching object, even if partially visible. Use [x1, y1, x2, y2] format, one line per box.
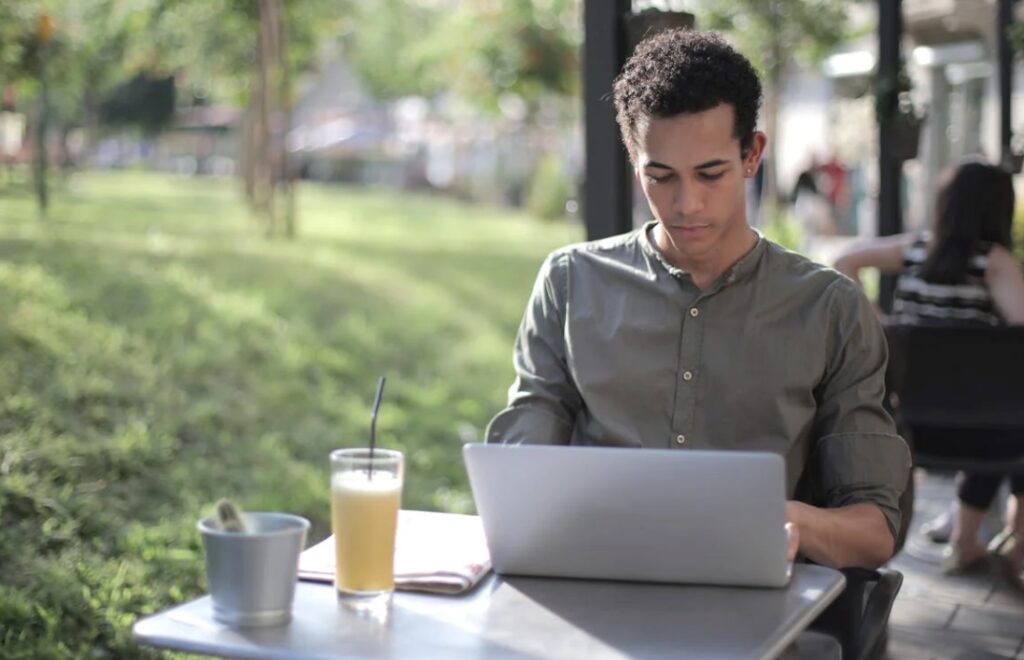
[463, 444, 791, 588]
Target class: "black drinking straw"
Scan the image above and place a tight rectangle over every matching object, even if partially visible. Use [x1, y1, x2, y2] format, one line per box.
[368, 376, 386, 479]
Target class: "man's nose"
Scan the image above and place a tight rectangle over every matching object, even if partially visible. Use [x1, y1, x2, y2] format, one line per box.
[673, 181, 704, 216]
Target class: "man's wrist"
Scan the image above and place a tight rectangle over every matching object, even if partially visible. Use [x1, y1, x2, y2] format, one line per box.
[785, 500, 806, 528]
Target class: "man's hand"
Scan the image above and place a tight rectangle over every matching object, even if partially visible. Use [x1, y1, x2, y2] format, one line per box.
[785, 500, 895, 568]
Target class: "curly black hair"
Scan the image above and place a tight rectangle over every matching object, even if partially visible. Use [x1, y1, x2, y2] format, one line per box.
[612, 30, 763, 161]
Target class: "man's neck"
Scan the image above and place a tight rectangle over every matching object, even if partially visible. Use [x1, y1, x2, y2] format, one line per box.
[653, 223, 758, 290]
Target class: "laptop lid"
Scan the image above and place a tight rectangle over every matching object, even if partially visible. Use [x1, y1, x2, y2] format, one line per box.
[463, 443, 790, 588]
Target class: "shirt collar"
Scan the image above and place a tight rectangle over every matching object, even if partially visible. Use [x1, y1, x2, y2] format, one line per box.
[639, 220, 766, 290]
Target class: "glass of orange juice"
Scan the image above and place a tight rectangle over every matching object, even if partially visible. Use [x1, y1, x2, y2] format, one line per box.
[329, 448, 403, 608]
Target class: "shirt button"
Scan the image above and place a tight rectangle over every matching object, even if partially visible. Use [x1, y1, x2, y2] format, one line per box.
[682, 370, 693, 381]
[675, 434, 686, 445]
[689, 307, 700, 317]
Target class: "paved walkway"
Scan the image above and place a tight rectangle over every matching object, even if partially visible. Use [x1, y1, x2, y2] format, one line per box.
[886, 471, 1024, 659]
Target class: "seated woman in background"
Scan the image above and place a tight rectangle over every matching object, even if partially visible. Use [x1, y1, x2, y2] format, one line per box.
[834, 161, 1024, 585]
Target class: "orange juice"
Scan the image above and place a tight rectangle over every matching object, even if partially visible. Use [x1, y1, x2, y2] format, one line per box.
[331, 470, 402, 594]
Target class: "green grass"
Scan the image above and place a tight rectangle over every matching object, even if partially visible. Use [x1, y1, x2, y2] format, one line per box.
[0, 171, 581, 658]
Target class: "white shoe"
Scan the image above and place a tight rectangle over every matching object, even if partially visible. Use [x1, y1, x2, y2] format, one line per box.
[920, 510, 953, 544]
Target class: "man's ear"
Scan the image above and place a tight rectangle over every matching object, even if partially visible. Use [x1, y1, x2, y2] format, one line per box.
[743, 131, 767, 177]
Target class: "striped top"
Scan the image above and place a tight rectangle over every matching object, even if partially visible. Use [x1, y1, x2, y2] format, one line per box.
[892, 234, 1001, 326]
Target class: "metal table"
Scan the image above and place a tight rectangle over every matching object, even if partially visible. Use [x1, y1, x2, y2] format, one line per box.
[133, 565, 844, 659]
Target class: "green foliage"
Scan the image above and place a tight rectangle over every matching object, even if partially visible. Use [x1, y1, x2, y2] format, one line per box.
[428, 0, 580, 115]
[1, 0, 134, 125]
[0, 3, 23, 72]
[339, 0, 445, 100]
[344, 0, 580, 116]
[3, 0, 579, 135]
[132, 0, 345, 106]
[0, 171, 580, 655]
[701, 0, 849, 80]
[526, 152, 572, 221]
[761, 208, 805, 252]
[0, 1, 36, 80]
[1008, 22, 1024, 55]
[1, 0, 344, 122]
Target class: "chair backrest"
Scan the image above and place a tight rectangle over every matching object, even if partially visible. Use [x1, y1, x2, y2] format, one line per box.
[850, 567, 903, 660]
[809, 567, 904, 660]
[884, 324, 1024, 431]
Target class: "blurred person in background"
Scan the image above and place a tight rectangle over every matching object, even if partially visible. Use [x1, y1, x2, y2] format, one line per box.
[834, 161, 1024, 586]
[791, 154, 831, 245]
[818, 152, 848, 233]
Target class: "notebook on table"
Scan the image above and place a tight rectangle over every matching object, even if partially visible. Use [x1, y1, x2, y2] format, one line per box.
[298, 509, 492, 595]
[463, 443, 791, 588]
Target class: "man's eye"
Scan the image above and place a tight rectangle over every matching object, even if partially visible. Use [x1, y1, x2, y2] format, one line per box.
[698, 171, 725, 181]
[645, 173, 672, 184]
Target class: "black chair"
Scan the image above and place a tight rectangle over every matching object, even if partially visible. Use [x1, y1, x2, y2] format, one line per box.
[806, 566, 904, 660]
[883, 323, 1024, 475]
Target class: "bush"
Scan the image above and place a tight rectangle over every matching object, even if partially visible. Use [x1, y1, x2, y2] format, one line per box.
[761, 206, 805, 252]
[525, 153, 572, 221]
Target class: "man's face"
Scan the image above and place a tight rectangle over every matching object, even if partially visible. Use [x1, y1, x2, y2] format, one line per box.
[634, 104, 764, 265]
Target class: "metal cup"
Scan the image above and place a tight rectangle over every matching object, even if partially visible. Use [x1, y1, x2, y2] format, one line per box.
[198, 511, 310, 627]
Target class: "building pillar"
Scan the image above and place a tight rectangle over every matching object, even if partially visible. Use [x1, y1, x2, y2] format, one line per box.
[582, 0, 633, 241]
[877, 0, 904, 312]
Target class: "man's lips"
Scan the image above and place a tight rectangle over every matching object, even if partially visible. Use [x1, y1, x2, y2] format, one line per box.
[668, 224, 711, 232]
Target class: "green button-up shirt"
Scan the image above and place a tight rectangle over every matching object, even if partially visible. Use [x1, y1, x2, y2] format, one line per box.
[486, 222, 911, 538]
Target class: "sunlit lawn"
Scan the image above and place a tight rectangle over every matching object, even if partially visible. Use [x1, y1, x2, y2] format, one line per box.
[0, 170, 581, 657]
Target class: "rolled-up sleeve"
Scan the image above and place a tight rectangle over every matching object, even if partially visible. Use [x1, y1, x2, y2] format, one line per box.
[485, 251, 581, 445]
[811, 278, 911, 539]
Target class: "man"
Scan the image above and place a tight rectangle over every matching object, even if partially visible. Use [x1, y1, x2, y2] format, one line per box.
[486, 30, 910, 569]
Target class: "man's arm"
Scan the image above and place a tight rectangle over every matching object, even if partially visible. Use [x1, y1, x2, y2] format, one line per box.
[985, 244, 1024, 324]
[485, 251, 582, 445]
[791, 277, 911, 568]
[786, 501, 894, 568]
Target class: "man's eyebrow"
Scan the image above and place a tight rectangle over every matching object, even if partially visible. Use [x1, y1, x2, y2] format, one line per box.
[642, 158, 731, 170]
[695, 159, 730, 170]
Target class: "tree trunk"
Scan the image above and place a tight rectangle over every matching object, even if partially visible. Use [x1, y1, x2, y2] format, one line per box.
[32, 42, 50, 217]
[82, 87, 100, 168]
[278, 2, 296, 239]
[762, 52, 783, 216]
[240, 104, 257, 211]
[254, 0, 291, 238]
[251, 0, 278, 236]
[58, 123, 74, 187]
